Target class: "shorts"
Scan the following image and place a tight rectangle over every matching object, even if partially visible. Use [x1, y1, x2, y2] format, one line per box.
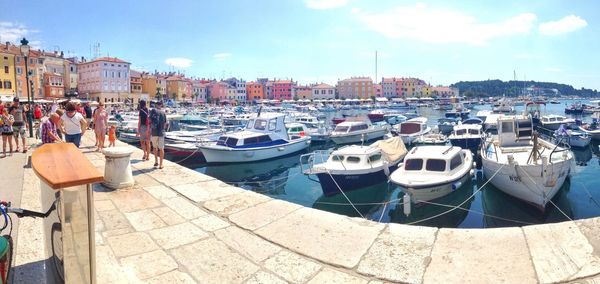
[2, 132, 13, 136]
[65, 133, 82, 148]
[13, 125, 25, 138]
[139, 125, 150, 141]
[151, 136, 165, 149]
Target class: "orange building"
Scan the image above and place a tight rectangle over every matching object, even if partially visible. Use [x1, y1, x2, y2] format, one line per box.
[43, 72, 64, 98]
[246, 81, 264, 101]
[0, 42, 42, 99]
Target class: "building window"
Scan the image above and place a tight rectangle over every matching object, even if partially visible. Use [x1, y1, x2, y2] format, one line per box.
[4, 81, 11, 89]
[16, 56, 20, 63]
[4, 66, 8, 74]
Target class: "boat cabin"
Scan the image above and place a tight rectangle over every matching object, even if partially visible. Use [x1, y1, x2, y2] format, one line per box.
[327, 146, 386, 169]
[286, 123, 309, 140]
[541, 115, 570, 124]
[215, 113, 290, 148]
[397, 118, 427, 135]
[403, 146, 467, 174]
[496, 115, 533, 147]
[453, 124, 482, 136]
[333, 121, 370, 134]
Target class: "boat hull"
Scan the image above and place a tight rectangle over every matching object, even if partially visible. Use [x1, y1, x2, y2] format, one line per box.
[397, 172, 472, 202]
[316, 165, 397, 196]
[449, 137, 482, 150]
[481, 155, 571, 211]
[199, 137, 311, 163]
[330, 129, 386, 145]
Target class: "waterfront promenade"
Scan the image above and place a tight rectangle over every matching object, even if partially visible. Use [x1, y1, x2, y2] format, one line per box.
[9, 132, 600, 283]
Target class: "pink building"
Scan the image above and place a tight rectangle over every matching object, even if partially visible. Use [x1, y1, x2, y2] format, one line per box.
[208, 82, 229, 103]
[272, 80, 295, 101]
[77, 57, 131, 101]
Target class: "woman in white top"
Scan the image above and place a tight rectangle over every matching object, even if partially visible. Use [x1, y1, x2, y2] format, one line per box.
[60, 101, 87, 148]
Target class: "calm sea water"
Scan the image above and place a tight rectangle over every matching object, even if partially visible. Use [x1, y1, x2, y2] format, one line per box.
[175, 99, 600, 228]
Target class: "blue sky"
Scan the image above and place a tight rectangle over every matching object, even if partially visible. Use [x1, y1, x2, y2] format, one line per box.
[1, 0, 599, 90]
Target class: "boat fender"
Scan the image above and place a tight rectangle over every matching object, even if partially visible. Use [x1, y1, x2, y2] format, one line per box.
[403, 194, 411, 216]
[452, 181, 462, 191]
[278, 147, 285, 151]
[469, 169, 475, 176]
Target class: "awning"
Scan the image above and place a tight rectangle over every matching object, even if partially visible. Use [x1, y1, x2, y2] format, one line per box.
[376, 97, 389, 102]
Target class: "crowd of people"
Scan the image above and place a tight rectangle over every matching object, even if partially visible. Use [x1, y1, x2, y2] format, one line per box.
[1, 97, 169, 170]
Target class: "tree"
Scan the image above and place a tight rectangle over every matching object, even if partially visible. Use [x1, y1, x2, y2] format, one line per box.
[171, 93, 177, 101]
[293, 95, 299, 101]
[193, 92, 200, 103]
[370, 95, 376, 102]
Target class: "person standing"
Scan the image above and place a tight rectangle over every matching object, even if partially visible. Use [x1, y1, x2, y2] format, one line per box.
[137, 100, 151, 160]
[9, 97, 28, 153]
[1, 108, 14, 157]
[60, 102, 87, 148]
[41, 113, 62, 144]
[84, 102, 93, 130]
[150, 101, 168, 169]
[92, 102, 108, 151]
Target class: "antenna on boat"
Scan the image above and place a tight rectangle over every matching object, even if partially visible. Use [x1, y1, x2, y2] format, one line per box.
[442, 146, 454, 155]
[257, 106, 262, 117]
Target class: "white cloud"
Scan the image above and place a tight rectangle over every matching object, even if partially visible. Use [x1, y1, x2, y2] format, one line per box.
[539, 15, 587, 36]
[0, 22, 41, 48]
[165, 57, 192, 68]
[354, 4, 537, 45]
[213, 53, 231, 59]
[305, 0, 349, 10]
[545, 67, 562, 72]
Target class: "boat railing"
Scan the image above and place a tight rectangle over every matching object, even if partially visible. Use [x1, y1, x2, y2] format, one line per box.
[548, 136, 570, 163]
[299, 150, 332, 173]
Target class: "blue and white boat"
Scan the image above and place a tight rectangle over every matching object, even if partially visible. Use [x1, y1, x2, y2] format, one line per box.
[448, 124, 484, 150]
[437, 118, 459, 135]
[198, 113, 311, 163]
[302, 137, 407, 196]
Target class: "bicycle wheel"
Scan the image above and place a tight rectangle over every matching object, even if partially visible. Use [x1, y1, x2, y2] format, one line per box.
[0, 235, 13, 284]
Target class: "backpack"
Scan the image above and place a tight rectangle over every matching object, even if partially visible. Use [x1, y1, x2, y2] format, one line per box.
[149, 109, 159, 129]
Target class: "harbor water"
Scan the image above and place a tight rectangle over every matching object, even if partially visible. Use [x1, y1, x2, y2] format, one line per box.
[168, 100, 600, 228]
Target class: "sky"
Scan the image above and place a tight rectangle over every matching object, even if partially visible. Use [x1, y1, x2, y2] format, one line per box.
[1, 0, 599, 90]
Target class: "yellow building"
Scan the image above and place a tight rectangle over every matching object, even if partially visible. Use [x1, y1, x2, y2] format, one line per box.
[0, 53, 16, 97]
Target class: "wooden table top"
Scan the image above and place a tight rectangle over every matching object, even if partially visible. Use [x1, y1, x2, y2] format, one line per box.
[32, 143, 104, 189]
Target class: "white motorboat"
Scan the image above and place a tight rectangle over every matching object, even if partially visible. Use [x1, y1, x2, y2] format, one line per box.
[539, 114, 575, 130]
[481, 115, 573, 211]
[390, 145, 474, 203]
[448, 124, 484, 150]
[554, 127, 591, 148]
[392, 117, 431, 145]
[301, 137, 408, 196]
[330, 120, 387, 145]
[492, 98, 515, 114]
[198, 113, 311, 163]
[476, 109, 493, 122]
[413, 133, 448, 145]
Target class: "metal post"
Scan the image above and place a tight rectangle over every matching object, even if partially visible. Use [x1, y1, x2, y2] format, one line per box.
[86, 184, 96, 284]
[24, 56, 34, 137]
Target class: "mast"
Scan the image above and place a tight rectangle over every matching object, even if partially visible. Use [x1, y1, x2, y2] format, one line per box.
[375, 51, 378, 84]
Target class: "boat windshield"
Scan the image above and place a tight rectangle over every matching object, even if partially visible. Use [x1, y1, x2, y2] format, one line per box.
[455, 129, 466, 135]
[335, 126, 350, 132]
[468, 129, 480, 135]
[399, 123, 420, 134]
[426, 159, 446, 172]
[349, 124, 368, 132]
[405, 159, 423, 171]
[254, 119, 268, 130]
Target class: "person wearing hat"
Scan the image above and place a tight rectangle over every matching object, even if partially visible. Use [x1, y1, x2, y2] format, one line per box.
[9, 97, 28, 153]
[149, 101, 167, 169]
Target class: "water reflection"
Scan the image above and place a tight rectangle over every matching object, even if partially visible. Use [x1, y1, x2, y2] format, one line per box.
[480, 176, 573, 227]
[572, 145, 592, 166]
[387, 178, 476, 227]
[312, 183, 392, 218]
[201, 153, 301, 195]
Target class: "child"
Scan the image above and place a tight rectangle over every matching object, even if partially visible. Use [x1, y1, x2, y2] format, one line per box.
[108, 124, 117, 147]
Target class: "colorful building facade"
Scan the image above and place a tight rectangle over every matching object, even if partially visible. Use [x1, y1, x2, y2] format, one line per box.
[246, 82, 265, 101]
[311, 83, 335, 100]
[336, 77, 373, 99]
[77, 57, 131, 102]
[272, 80, 295, 100]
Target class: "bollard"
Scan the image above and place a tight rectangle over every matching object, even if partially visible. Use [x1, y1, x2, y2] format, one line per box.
[32, 143, 104, 284]
[102, 147, 134, 189]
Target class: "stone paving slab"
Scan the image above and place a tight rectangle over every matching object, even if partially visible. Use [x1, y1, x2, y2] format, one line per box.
[229, 199, 302, 230]
[245, 271, 288, 284]
[357, 223, 437, 283]
[264, 250, 322, 283]
[256, 207, 385, 269]
[162, 196, 208, 219]
[214, 226, 281, 262]
[423, 227, 537, 284]
[170, 238, 260, 283]
[120, 249, 178, 280]
[145, 270, 198, 284]
[171, 180, 243, 203]
[191, 213, 230, 232]
[106, 232, 159, 258]
[523, 221, 600, 283]
[204, 190, 271, 216]
[148, 222, 209, 249]
[308, 268, 368, 284]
